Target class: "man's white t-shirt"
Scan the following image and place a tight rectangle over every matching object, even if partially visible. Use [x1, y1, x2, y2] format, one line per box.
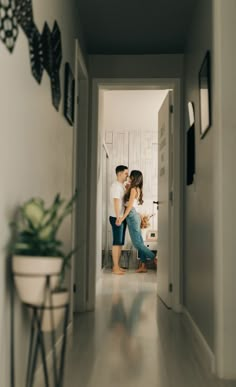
[109, 181, 125, 218]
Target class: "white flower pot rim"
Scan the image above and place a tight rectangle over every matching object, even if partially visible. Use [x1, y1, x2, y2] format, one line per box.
[13, 255, 63, 259]
[34, 303, 69, 310]
[13, 272, 61, 277]
[12, 255, 63, 276]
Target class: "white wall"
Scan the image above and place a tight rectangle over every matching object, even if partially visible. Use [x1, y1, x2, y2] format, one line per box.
[0, 1, 84, 385]
[184, 0, 236, 379]
[183, 0, 214, 352]
[103, 90, 168, 132]
[96, 90, 105, 279]
[213, 0, 236, 378]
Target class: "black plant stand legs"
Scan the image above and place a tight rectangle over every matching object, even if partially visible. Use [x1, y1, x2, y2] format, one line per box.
[25, 303, 69, 387]
[58, 305, 69, 387]
[24, 274, 69, 387]
[25, 308, 50, 387]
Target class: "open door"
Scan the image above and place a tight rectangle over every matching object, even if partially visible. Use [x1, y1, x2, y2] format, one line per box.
[157, 91, 173, 308]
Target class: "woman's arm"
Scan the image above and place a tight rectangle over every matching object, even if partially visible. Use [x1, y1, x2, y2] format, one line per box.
[116, 188, 136, 225]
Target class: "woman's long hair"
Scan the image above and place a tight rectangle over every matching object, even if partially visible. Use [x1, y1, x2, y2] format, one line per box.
[124, 170, 144, 205]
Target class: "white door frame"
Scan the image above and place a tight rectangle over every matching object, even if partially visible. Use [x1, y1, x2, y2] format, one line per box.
[71, 39, 89, 314]
[86, 78, 183, 312]
[157, 90, 174, 308]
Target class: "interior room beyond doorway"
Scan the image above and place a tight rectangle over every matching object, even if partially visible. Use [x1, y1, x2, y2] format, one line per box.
[97, 89, 169, 280]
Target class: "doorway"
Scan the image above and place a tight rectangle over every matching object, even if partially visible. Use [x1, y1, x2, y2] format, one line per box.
[86, 78, 182, 313]
[100, 89, 168, 275]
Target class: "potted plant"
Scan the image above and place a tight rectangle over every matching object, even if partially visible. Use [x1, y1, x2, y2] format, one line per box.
[9, 193, 77, 314]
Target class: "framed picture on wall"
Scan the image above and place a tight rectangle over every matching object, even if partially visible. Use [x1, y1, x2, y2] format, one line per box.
[186, 102, 196, 185]
[64, 62, 75, 125]
[199, 51, 211, 138]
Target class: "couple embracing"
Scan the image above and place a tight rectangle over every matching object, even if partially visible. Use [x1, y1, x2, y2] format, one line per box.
[109, 165, 157, 275]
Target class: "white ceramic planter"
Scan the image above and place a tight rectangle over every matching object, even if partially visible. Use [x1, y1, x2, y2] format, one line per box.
[12, 255, 63, 305]
[40, 290, 69, 332]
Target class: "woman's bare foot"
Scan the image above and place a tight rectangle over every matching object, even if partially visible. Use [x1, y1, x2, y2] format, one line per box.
[119, 267, 127, 272]
[135, 263, 147, 273]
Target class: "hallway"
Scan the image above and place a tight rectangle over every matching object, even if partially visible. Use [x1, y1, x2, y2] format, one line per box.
[64, 273, 236, 387]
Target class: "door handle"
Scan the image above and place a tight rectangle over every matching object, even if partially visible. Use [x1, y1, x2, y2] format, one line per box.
[153, 201, 159, 210]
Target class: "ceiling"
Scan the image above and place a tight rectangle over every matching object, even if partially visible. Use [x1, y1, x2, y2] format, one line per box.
[77, 0, 197, 55]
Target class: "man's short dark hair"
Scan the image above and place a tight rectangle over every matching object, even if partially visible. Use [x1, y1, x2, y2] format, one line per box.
[116, 165, 128, 175]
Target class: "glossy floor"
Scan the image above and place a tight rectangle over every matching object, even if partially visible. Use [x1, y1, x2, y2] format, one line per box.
[64, 272, 236, 387]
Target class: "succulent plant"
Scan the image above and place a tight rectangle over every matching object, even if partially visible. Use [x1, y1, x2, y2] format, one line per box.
[10, 192, 77, 286]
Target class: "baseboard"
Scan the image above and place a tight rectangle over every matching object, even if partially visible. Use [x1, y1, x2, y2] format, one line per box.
[34, 322, 73, 387]
[182, 307, 215, 373]
[173, 303, 183, 313]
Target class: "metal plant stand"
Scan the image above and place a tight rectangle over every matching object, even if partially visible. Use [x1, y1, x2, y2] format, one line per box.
[21, 275, 69, 387]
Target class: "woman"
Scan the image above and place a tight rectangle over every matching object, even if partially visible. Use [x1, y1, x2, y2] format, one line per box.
[116, 170, 157, 273]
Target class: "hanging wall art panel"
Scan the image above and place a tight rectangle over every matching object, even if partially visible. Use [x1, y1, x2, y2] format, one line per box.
[15, 0, 33, 37]
[0, 1, 64, 113]
[28, 25, 44, 84]
[0, 0, 19, 53]
[64, 62, 75, 125]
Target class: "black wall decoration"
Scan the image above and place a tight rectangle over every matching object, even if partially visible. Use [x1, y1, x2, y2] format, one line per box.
[42, 21, 62, 110]
[28, 26, 44, 84]
[42, 22, 53, 75]
[0, 0, 19, 53]
[186, 102, 196, 186]
[15, 0, 43, 83]
[52, 21, 62, 70]
[50, 21, 62, 110]
[64, 62, 75, 126]
[51, 72, 61, 111]
[15, 0, 34, 38]
[0, 0, 67, 115]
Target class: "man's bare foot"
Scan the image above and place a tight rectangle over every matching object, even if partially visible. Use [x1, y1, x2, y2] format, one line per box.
[135, 263, 147, 273]
[112, 268, 125, 275]
[119, 267, 127, 272]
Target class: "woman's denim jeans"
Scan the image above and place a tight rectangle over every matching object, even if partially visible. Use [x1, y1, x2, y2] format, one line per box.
[126, 208, 155, 263]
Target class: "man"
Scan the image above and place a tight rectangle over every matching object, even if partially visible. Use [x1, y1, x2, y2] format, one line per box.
[109, 165, 129, 274]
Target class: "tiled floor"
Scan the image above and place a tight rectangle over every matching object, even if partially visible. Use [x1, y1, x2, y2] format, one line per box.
[63, 271, 236, 387]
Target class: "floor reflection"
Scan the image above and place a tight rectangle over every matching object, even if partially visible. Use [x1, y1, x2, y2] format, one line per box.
[108, 288, 147, 378]
[64, 272, 158, 387]
[85, 274, 158, 387]
[64, 272, 236, 387]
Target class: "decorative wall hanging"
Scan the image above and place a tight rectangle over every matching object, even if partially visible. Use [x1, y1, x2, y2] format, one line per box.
[51, 72, 61, 111]
[64, 62, 75, 125]
[42, 22, 53, 76]
[199, 51, 211, 138]
[0, 0, 19, 53]
[50, 21, 62, 110]
[41, 21, 62, 110]
[186, 102, 196, 186]
[0, 0, 64, 112]
[52, 21, 62, 70]
[15, 0, 33, 38]
[28, 25, 43, 83]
